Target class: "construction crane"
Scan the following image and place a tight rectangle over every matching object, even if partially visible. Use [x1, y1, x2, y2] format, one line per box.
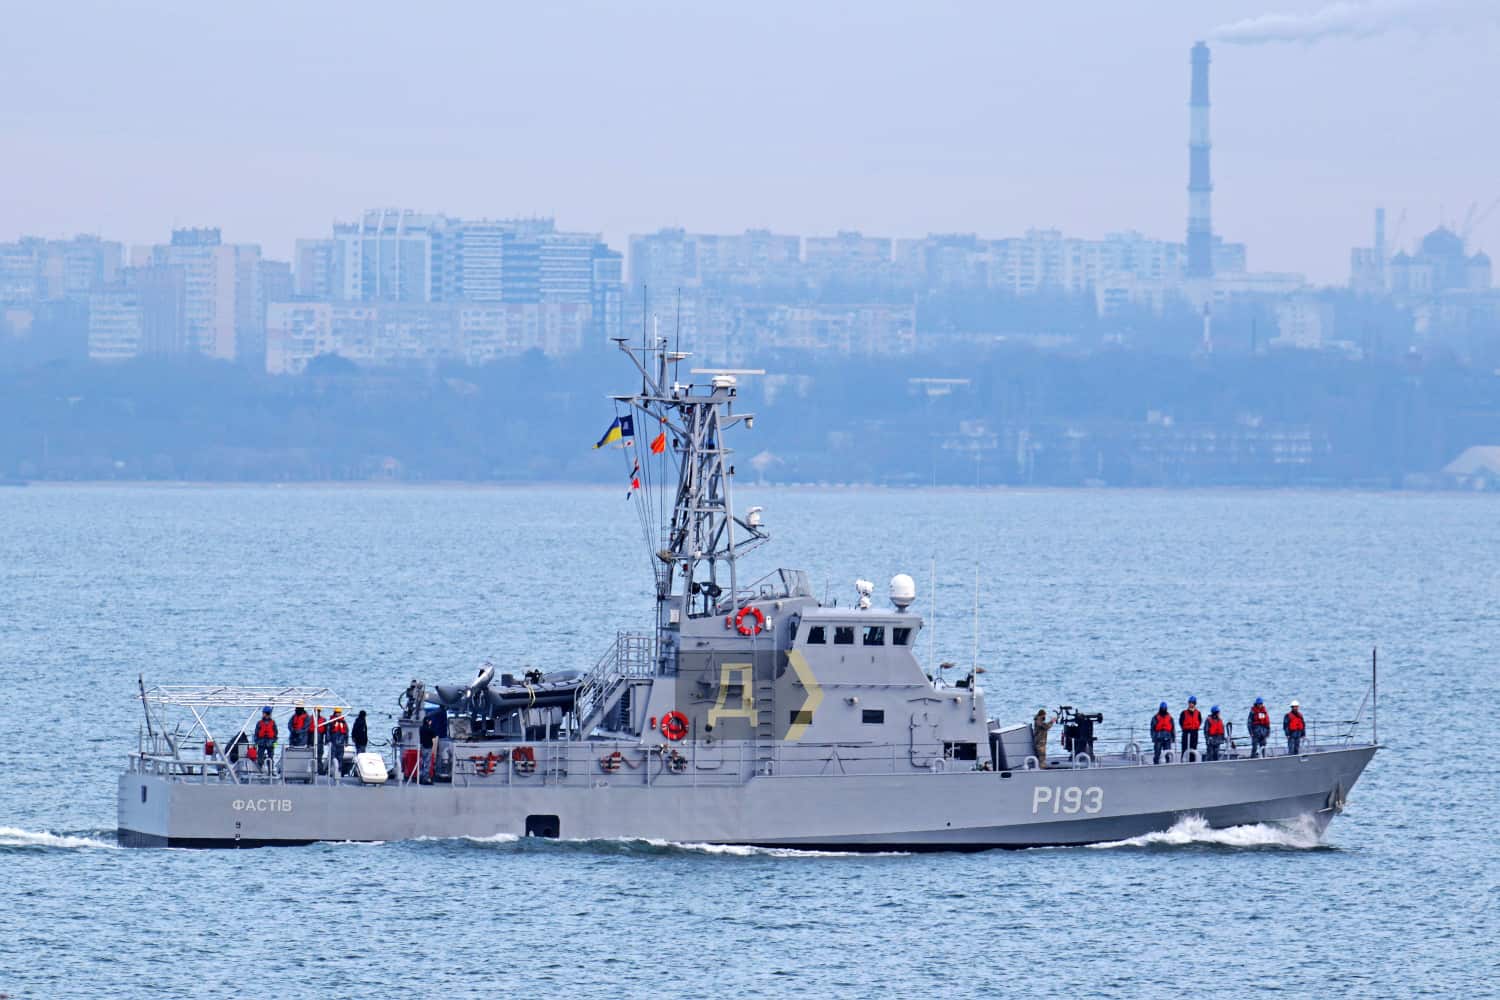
[1460, 197, 1500, 247]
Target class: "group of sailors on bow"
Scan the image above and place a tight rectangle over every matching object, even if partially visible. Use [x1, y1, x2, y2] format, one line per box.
[1030, 696, 1309, 768]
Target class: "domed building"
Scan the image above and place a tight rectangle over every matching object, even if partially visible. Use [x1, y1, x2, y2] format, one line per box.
[1390, 227, 1492, 296]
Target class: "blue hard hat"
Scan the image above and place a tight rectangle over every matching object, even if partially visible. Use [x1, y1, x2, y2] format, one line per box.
[1159, 701, 1168, 710]
[1188, 695, 1197, 703]
[1254, 697, 1264, 705]
[1211, 705, 1220, 713]
[261, 705, 272, 713]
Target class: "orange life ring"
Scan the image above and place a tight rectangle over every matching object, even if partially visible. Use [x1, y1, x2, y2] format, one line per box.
[600, 750, 624, 773]
[734, 605, 765, 636]
[513, 745, 536, 773]
[661, 710, 690, 741]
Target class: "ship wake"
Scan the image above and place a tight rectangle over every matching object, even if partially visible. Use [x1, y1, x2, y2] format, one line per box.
[0, 825, 118, 851]
[1087, 814, 1328, 851]
[411, 834, 907, 858]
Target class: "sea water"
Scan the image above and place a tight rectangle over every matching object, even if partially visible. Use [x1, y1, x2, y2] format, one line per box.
[1, 486, 1495, 997]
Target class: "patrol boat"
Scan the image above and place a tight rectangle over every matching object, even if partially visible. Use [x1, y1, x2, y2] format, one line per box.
[118, 339, 1379, 849]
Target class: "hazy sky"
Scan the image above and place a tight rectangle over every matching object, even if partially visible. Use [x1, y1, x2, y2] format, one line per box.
[4, 0, 1498, 283]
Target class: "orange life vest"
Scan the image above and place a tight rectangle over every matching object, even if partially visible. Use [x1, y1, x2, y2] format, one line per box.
[1285, 710, 1305, 733]
[290, 712, 310, 733]
[330, 717, 348, 737]
[1250, 706, 1270, 727]
[1206, 716, 1226, 738]
[1152, 712, 1174, 733]
[1180, 708, 1202, 731]
[255, 718, 277, 740]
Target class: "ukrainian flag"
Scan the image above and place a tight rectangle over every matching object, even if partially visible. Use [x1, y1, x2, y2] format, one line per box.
[593, 414, 635, 449]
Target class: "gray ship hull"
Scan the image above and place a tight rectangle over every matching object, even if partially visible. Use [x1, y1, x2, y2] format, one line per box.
[118, 745, 1375, 850]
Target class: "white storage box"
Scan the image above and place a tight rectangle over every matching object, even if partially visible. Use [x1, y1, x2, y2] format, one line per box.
[354, 752, 390, 785]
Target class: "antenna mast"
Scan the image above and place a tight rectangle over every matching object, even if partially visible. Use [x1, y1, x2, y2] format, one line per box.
[611, 340, 769, 671]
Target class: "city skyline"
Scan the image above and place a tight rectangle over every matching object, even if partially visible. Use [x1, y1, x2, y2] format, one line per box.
[5, 2, 1500, 285]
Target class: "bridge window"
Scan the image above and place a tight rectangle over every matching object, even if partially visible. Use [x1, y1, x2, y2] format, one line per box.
[862, 625, 885, 645]
[893, 627, 913, 646]
[862, 709, 885, 725]
[944, 741, 978, 761]
[833, 626, 855, 645]
[805, 625, 826, 644]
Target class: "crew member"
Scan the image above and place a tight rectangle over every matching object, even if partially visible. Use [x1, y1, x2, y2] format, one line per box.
[352, 710, 369, 756]
[253, 707, 278, 774]
[313, 708, 328, 772]
[328, 707, 350, 776]
[1179, 695, 1203, 759]
[1204, 706, 1227, 761]
[1248, 697, 1271, 758]
[287, 703, 311, 748]
[1283, 699, 1306, 755]
[1150, 701, 1175, 764]
[419, 713, 437, 784]
[1032, 709, 1056, 769]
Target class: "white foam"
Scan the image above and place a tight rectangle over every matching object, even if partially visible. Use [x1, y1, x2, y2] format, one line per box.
[1088, 813, 1324, 850]
[642, 838, 908, 858]
[0, 826, 117, 850]
[462, 833, 520, 845]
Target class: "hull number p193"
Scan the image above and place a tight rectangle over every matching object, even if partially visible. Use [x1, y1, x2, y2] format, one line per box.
[1032, 786, 1103, 815]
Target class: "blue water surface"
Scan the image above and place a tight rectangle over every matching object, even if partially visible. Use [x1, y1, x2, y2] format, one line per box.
[0, 485, 1495, 998]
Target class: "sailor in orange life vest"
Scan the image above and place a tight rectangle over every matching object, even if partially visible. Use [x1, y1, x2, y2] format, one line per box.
[1247, 697, 1272, 758]
[327, 707, 350, 776]
[1178, 695, 1203, 758]
[1204, 705, 1227, 760]
[1283, 700, 1307, 755]
[253, 707, 278, 773]
[1150, 702, 1175, 764]
[287, 702, 311, 748]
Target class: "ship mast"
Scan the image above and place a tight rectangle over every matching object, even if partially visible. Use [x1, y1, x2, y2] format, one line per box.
[612, 337, 767, 669]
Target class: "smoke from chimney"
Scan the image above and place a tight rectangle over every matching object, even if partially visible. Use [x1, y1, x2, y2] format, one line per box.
[1212, 0, 1497, 47]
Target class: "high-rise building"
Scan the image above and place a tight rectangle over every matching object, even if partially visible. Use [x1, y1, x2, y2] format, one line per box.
[294, 239, 337, 299]
[331, 209, 437, 303]
[591, 245, 624, 343]
[146, 228, 262, 362]
[86, 265, 185, 361]
[0, 235, 123, 304]
[804, 231, 893, 286]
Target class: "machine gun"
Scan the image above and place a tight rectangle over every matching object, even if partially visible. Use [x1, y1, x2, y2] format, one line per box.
[1056, 706, 1103, 759]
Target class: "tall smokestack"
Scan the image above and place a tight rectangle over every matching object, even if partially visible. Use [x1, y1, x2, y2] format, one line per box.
[1186, 41, 1214, 281]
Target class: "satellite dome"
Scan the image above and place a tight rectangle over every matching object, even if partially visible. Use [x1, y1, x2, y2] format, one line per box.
[889, 574, 917, 609]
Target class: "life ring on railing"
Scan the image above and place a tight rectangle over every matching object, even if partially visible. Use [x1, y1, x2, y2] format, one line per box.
[512, 746, 536, 774]
[599, 750, 624, 773]
[734, 605, 766, 636]
[661, 710, 690, 742]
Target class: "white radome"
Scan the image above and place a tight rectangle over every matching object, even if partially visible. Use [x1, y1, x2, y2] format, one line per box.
[889, 573, 917, 609]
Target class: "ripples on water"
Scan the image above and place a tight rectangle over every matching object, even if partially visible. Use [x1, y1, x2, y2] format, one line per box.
[1, 486, 1496, 998]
